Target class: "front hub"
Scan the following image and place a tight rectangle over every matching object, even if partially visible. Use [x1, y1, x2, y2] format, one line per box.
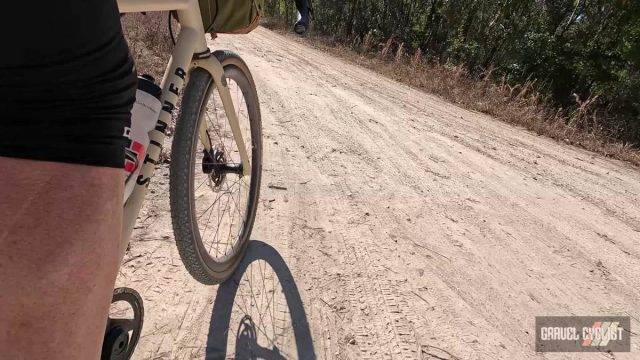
[202, 148, 227, 188]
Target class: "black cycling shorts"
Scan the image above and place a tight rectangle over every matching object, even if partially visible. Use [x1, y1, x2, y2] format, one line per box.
[0, 0, 137, 168]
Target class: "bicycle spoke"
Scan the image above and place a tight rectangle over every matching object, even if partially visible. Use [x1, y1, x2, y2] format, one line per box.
[208, 184, 233, 255]
[196, 190, 225, 221]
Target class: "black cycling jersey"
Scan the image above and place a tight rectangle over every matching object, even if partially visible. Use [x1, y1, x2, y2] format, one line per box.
[0, 0, 136, 168]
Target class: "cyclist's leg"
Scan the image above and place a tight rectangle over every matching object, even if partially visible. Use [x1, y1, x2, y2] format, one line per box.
[295, 0, 310, 17]
[0, 2, 136, 357]
[0, 158, 124, 359]
[294, 0, 311, 34]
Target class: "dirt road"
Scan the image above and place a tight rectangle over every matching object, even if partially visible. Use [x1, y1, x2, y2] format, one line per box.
[116, 27, 640, 359]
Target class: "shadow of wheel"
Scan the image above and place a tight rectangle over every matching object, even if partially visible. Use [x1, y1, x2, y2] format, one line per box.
[206, 240, 316, 359]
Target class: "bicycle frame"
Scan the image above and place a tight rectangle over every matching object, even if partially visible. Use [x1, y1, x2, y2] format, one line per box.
[118, 0, 252, 248]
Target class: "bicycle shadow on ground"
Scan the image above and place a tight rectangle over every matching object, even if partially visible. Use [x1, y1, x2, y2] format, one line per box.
[205, 240, 316, 360]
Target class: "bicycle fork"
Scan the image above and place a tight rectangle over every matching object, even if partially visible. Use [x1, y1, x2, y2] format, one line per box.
[193, 56, 251, 178]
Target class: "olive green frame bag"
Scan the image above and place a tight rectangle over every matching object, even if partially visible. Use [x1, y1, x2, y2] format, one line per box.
[198, 0, 264, 34]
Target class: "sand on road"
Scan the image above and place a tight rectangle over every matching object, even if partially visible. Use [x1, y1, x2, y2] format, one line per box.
[116, 27, 640, 360]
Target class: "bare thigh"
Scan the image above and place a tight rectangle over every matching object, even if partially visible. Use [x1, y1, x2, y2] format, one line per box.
[0, 156, 124, 360]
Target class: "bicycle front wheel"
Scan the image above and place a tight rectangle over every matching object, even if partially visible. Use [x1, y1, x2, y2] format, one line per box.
[170, 51, 262, 285]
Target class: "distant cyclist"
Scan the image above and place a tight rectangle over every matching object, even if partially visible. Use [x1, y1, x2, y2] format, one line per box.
[293, 0, 312, 35]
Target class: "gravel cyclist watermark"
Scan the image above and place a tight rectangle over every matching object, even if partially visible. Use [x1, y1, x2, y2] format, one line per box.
[535, 316, 631, 352]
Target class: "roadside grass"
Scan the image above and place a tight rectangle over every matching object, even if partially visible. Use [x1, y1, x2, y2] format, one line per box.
[262, 19, 640, 168]
[121, 13, 173, 82]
